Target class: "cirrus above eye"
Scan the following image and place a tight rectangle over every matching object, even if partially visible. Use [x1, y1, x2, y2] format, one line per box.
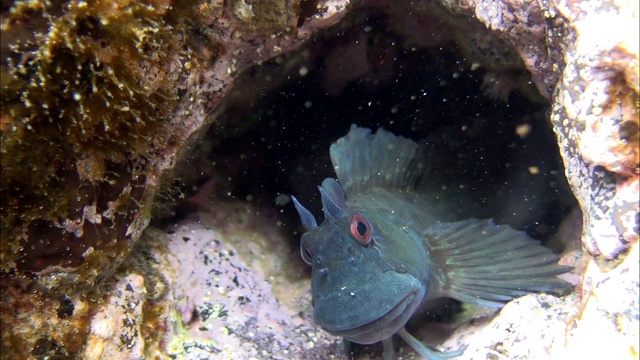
[350, 213, 373, 246]
[300, 241, 313, 265]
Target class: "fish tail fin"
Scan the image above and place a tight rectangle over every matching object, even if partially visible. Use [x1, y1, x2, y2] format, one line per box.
[329, 125, 424, 195]
[424, 219, 572, 307]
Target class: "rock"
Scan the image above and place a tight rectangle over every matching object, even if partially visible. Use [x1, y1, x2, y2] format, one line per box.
[141, 215, 341, 359]
[1, 0, 638, 359]
[437, 0, 639, 357]
[441, 293, 576, 359]
[0, 0, 351, 295]
[561, 242, 639, 359]
[84, 274, 147, 359]
[78, 207, 343, 359]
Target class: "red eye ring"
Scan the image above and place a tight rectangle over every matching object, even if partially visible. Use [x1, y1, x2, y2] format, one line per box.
[350, 213, 373, 246]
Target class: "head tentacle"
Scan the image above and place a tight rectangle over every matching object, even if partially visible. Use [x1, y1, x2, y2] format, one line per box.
[292, 196, 318, 231]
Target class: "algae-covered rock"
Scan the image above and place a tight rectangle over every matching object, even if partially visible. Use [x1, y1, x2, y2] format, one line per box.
[1, 0, 199, 293]
[1, 0, 350, 357]
[0, 0, 348, 294]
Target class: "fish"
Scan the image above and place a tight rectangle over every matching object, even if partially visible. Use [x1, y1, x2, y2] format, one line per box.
[291, 125, 572, 359]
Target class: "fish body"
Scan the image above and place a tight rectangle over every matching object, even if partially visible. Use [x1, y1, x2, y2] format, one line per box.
[292, 125, 571, 359]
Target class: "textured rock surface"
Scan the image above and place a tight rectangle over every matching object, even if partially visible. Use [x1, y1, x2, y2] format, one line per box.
[440, 293, 577, 359]
[545, 1, 639, 357]
[1, 0, 352, 357]
[146, 216, 341, 359]
[439, 0, 639, 357]
[1, 0, 638, 359]
[0, 0, 351, 294]
[78, 210, 344, 359]
[84, 274, 147, 359]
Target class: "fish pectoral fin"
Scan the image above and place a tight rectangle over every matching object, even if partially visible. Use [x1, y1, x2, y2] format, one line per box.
[382, 337, 395, 360]
[397, 327, 466, 359]
[424, 219, 573, 308]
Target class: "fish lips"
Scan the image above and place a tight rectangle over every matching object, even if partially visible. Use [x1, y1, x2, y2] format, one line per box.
[313, 271, 424, 344]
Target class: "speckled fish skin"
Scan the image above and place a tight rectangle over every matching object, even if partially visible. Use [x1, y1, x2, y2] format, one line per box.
[292, 125, 572, 360]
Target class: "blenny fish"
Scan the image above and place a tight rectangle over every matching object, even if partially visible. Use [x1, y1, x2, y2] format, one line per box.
[292, 125, 571, 359]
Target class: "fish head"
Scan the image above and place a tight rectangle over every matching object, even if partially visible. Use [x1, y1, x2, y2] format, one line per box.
[292, 180, 429, 344]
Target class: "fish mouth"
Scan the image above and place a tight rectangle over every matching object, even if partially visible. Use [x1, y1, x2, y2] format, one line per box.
[321, 288, 420, 344]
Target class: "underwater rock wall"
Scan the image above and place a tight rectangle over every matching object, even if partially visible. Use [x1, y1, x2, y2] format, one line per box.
[449, 0, 639, 357]
[0, 0, 349, 293]
[1, 0, 350, 356]
[1, 0, 638, 358]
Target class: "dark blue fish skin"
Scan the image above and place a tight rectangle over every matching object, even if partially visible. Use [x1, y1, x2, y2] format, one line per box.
[292, 125, 572, 359]
[303, 205, 427, 343]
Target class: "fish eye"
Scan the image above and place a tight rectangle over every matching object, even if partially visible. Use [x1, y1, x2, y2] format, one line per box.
[350, 213, 373, 246]
[300, 241, 313, 265]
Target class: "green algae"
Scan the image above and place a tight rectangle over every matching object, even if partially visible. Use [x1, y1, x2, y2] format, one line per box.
[0, 0, 203, 288]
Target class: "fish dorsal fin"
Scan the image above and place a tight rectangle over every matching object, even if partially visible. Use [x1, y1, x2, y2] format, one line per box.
[329, 125, 423, 196]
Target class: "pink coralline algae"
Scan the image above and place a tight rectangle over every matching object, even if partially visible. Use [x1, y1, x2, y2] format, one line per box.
[80, 212, 343, 359]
